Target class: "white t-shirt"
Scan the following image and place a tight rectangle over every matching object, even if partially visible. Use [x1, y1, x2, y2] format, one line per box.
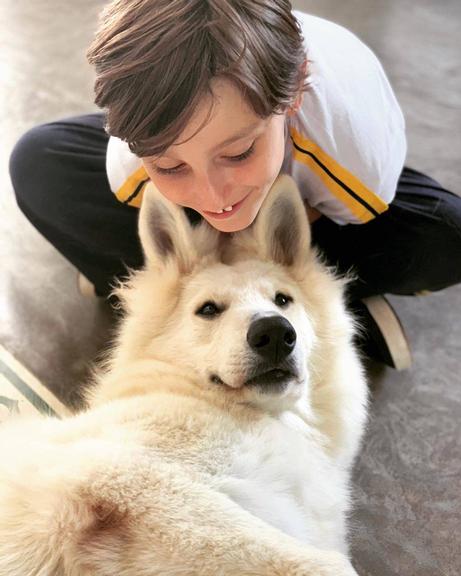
[106, 10, 406, 225]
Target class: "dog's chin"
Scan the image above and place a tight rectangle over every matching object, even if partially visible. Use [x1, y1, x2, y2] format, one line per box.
[244, 369, 296, 395]
[209, 366, 301, 397]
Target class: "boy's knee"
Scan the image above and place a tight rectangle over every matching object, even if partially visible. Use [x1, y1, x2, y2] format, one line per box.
[445, 193, 461, 233]
[9, 123, 65, 222]
[10, 125, 50, 205]
[436, 191, 461, 247]
[428, 191, 461, 289]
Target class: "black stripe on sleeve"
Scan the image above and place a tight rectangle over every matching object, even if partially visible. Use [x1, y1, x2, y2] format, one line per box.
[123, 178, 150, 205]
[291, 137, 379, 218]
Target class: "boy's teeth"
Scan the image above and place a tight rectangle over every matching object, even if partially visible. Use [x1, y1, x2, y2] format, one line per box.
[213, 204, 234, 214]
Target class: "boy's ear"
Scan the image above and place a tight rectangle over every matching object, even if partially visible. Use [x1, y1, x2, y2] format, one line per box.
[138, 182, 198, 273]
[287, 59, 307, 117]
[252, 175, 310, 268]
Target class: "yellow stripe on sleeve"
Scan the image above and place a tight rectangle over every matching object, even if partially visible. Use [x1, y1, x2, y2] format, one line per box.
[114, 166, 150, 207]
[290, 127, 388, 223]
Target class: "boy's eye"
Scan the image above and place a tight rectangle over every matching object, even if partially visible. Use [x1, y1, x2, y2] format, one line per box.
[153, 163, 184, 176]
[152, 141, 256, 176]
[224, 141, 256, 162]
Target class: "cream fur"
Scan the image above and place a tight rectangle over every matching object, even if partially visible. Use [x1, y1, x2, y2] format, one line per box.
[0, 175, 367, 575]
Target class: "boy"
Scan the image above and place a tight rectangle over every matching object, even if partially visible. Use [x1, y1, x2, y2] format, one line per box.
[9, 0, 461, 369]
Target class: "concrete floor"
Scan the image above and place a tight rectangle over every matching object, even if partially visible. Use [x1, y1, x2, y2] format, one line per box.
[1, 0, 460, 574]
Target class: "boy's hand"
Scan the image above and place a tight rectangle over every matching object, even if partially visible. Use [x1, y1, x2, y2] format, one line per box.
[304, 200, 322, 223]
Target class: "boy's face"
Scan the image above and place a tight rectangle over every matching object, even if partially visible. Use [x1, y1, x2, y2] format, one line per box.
[142, 79, 286, 232]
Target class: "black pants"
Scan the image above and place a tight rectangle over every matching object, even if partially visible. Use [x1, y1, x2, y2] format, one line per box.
[9, 113, 461, 299]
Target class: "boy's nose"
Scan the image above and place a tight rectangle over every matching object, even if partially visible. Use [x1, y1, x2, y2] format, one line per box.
[194, 172, 230, 211]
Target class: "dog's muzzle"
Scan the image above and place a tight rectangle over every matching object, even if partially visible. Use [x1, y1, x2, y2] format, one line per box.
[209, 316, 299, 393]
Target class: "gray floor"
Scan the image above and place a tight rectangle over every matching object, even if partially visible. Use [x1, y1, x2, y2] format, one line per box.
[1, 0, 460, 574]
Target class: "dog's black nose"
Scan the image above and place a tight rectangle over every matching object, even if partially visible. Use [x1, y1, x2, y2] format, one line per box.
[246, 316, 296, 363]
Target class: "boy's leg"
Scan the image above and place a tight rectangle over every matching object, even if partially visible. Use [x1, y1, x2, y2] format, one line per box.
[311, 167, 461, 368]
[311, 166, 461, 300]
[9, 114, 143, 297]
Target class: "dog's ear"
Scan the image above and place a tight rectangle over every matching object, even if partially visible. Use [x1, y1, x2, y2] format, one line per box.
[252, 175, 311, 268]
[138, 182, 198, 273]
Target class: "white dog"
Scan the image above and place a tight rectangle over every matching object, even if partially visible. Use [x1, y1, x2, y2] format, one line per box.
[0, 175, 367, 575]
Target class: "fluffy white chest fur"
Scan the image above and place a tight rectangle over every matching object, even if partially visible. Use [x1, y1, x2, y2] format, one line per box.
[212, 410, 349, 553]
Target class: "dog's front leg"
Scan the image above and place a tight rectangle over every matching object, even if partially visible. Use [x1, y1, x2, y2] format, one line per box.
[105, 472, 360, 576]
[71, 461, 360, 576]
[0, 427, 359, 576]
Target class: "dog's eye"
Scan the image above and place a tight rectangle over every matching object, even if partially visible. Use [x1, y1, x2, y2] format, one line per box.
[196, 301, 221, 318]
[275, 292, 293, 307]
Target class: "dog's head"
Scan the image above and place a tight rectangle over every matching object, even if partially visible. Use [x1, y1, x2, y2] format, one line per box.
[113, 175, 350, 412]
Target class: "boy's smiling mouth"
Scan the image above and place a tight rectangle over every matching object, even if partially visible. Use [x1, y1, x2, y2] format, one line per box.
[203, 193, 249, 219]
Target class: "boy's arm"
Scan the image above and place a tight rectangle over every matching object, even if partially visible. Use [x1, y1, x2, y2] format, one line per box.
[304, 199, 322, 223]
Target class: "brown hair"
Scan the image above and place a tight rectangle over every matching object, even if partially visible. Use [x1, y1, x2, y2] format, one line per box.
[87, 0, 308, 157]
